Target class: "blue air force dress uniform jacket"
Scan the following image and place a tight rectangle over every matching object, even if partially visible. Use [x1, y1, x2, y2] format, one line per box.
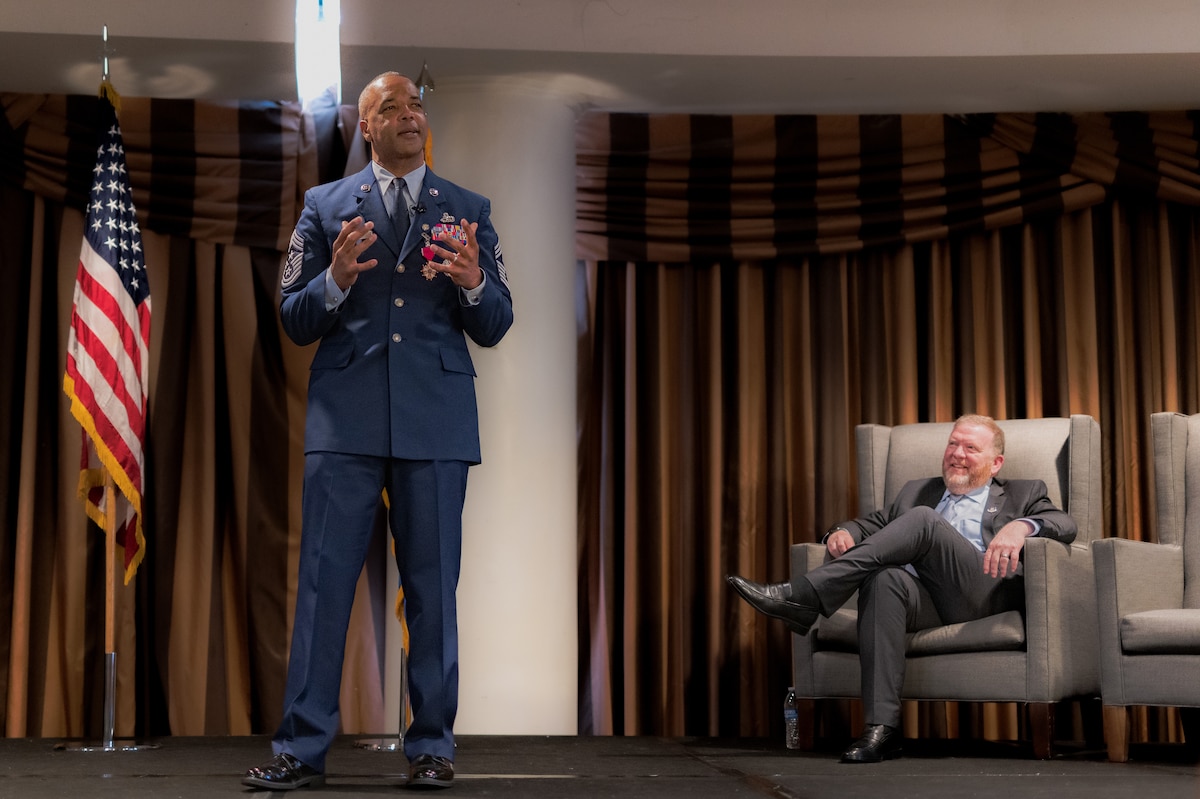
[280, 163, 514, 462]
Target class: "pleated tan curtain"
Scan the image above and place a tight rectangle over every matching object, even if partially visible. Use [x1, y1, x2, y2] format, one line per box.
[0, 93, 393, 739]
[576, 111, 1200, 740]
[4, 93, 1200, 748]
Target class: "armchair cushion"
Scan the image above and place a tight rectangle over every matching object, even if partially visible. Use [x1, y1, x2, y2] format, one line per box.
[1119, 609, 1200, 654]
[816, 608, 1026, 655]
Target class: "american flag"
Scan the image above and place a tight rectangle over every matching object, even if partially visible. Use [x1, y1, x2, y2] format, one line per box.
[62, 94, 152, 584]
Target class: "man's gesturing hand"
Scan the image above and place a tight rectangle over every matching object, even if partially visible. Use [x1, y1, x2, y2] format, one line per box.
[425, 219, 483, 290]
[330, 216, 380, 291]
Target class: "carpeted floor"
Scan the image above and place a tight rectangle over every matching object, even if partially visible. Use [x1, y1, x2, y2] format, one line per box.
[0, 733, 1196, 798]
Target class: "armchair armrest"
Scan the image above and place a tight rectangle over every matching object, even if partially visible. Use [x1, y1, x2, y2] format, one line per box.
[1092, 538, 1185, 618]
[790, 542, 827, 694]
[790, 541, 826, 579]
[1022, 537, 1099, 700]
[1091, 537, 1185, 707]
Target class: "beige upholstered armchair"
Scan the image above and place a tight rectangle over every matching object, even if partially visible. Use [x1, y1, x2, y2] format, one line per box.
[790, 416, 1103, 759]
[1093, 412, 1200, 762]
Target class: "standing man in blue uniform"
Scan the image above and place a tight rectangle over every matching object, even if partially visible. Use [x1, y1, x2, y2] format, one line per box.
[244, 71, 514, 791]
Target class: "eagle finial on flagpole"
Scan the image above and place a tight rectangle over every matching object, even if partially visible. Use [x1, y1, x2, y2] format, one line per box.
[99, 25, 121, 114]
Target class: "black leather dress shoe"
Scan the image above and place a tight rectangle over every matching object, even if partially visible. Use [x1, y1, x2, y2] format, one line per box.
[242, 752, 325, 790]
[408, 753, 454, 789]
[726, 575, 820, 634]
[840, 724, 903, 763]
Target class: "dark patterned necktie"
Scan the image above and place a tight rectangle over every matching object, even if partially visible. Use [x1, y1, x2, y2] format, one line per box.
[390, 180, 410, 241]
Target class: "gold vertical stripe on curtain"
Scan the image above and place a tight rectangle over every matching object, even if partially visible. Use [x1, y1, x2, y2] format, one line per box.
[577, 111, 1200, 742]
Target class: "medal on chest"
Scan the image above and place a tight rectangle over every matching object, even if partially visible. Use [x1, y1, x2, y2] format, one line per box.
[419, 221, 468, 281]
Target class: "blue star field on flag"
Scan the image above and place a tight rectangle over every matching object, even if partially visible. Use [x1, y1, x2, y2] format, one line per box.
[84, 103, 149, 306]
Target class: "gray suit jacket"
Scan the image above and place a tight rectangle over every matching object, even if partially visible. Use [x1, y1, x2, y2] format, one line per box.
[838, 476, 1077, 551]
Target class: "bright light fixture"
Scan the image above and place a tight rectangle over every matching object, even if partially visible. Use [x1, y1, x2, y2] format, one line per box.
[295, 0, 342, 108]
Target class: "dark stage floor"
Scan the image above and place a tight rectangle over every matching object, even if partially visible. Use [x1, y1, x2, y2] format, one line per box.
[0, 733, 1197, 798]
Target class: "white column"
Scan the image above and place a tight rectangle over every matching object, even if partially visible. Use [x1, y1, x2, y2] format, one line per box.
[383, 74, 581, 735]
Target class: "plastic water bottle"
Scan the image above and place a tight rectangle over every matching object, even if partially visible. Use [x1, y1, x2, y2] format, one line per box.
[783, 687, 800, 749]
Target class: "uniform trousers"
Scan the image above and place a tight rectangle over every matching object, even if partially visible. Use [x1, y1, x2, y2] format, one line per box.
[272, 451, 468, 770]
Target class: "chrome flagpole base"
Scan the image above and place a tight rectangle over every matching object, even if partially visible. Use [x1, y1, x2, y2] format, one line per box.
[55, 652, 159, 752]
[355, 648, 408, 752]
[353, 737, 403, 751]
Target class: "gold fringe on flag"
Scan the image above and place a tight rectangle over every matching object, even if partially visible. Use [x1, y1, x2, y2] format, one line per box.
[100, 79, 121, 116]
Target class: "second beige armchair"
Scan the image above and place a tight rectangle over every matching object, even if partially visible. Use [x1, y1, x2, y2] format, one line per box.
[1093, 411, 1200, 762]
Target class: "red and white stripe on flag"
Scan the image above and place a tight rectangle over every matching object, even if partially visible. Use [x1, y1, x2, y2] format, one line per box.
[62, 94, 152, 584]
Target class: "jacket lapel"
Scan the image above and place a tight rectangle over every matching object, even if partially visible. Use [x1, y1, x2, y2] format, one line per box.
[981, 479, 1008, 544]
[918, 479, 948, 509]
[351, 166, 404, 259]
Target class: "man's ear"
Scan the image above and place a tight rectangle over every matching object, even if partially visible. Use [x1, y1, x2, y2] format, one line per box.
[990, 453, 1005, 476]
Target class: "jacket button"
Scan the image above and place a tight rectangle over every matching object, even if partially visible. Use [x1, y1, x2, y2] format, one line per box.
[397, 264, 405, 273]
[393, 297, 405, 308]
[391, 333, 402, 343]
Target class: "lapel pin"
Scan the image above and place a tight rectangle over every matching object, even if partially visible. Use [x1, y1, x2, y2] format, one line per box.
[360, 183, 372, 192]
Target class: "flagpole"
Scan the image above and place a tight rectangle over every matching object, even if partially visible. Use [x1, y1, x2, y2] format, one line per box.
[96, 22, 129, 752]
[96, 23, 123, 751]
[356, 536, 410, 752]
[59, 467, 154, 752]
[103, 469, 118, 750]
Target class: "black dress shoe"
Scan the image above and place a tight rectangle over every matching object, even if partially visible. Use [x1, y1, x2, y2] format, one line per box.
[840, 724, 903, 763]
[726, 575, 820, 635]
[242, 752, 325, 790]
[408, 753, 454, 789]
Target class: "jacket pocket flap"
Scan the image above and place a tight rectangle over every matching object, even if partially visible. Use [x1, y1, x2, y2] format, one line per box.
[440, 347, 476, 376]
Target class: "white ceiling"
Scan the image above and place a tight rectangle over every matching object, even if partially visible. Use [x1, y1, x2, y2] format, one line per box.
[5, 0, 1200, 114]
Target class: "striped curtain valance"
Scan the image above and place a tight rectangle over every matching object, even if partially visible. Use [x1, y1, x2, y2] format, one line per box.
[1, 93, 310, 253]
[576, 111, 1200, 263]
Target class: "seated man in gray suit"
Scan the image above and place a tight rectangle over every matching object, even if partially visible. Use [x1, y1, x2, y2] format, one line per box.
[728, 414, 1076, 763]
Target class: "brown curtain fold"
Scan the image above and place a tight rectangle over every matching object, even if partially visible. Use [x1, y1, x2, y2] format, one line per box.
[576, 112, 1200, 262]
[577, 112, 1200, 742]
[1, 93, 313, 253]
